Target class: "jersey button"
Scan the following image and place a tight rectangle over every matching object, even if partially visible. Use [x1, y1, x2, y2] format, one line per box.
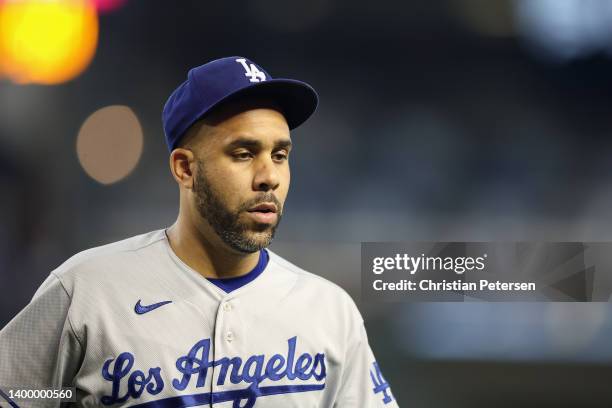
[223, 303, 232, 312]
[225, 331, 234, 342]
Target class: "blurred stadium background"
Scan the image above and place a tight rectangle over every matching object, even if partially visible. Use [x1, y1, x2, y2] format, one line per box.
[3, 0, 612, 406]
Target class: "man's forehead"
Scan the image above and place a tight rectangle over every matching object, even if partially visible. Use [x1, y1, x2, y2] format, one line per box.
[206, 104, 290, 142]
[181, 98, 290, 149]
[204, 97, 287, 127]
[215, 108, 289, 132]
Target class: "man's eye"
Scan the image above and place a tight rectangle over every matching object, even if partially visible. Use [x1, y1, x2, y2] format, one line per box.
[233, 152, 253, 160]
[273, 152, 288, 161]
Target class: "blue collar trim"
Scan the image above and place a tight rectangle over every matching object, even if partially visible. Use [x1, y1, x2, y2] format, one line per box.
[207, 249, 269, 293]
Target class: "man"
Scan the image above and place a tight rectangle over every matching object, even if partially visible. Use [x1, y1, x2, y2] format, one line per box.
[0, 56, 398, 407]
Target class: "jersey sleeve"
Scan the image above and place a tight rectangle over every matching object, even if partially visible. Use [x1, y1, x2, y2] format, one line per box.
[0, 273, 83, 407]
[334, 308, 400, 407]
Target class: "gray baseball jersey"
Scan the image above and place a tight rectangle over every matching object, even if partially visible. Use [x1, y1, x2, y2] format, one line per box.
[0, 229, 398, 407]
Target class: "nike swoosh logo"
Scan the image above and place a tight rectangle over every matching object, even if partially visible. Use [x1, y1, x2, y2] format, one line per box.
[134, 300, 172, 315]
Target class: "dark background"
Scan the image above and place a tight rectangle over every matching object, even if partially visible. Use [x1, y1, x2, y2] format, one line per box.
[3, 0, 612, 406]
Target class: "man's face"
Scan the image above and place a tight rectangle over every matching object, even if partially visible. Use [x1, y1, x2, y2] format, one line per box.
[189, 106, 291, 254]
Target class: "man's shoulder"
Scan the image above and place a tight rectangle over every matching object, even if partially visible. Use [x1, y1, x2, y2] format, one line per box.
[51, 229, 167, 280]
[266, 249, 358, 309]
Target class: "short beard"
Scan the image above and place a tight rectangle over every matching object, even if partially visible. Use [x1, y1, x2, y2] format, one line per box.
[193, 160, 283, 253]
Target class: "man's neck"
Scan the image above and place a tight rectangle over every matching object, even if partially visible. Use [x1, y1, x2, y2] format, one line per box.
[165, 219, 260, 279]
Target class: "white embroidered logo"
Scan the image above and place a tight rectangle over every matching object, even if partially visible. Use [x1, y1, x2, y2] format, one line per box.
[236, 58, 266, 82]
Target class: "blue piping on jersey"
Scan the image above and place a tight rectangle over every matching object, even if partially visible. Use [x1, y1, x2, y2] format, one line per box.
[129, 383, 325, 408]
[207, 249, 269, 293]
[0, 388, 20, 408]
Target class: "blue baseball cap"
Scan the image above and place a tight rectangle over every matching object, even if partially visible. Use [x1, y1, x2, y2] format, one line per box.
[162, 56, 319, 151]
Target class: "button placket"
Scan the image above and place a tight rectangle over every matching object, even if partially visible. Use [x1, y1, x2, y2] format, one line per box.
[220, 298, 236, 344]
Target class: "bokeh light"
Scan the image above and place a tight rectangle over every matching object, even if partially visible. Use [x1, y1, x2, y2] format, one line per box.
[77, 105, 143, 185]
[0, 0, 98, 85]
[545, 304, 607, 355]
[514, 0, 612, 62]
[92, 0, 127, 14]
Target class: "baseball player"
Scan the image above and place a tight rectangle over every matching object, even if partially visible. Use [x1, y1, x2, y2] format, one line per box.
[0, 56, 398, 407]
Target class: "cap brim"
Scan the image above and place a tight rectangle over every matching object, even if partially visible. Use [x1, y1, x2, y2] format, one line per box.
[207, 78, 319, 130]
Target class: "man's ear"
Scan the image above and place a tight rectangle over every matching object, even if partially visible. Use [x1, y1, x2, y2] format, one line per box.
[169, 148, 196, 189]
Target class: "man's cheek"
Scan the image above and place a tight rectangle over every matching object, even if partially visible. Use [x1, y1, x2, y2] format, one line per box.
[212, 183, 241, 207]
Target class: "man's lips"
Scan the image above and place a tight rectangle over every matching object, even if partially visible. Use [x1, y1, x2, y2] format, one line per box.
[246, 202, 278, 224]
[248, 203, 277, 213]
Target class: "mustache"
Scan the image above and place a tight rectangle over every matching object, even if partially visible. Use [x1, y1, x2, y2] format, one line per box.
[239, 193, 283, 213]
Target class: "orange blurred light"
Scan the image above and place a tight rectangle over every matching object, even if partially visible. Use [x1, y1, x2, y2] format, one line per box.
[0, 0, 98, 85]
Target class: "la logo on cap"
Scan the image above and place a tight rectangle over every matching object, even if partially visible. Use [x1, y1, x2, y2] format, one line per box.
[236, 58, 266, 83]
[162, 56, 318, 151]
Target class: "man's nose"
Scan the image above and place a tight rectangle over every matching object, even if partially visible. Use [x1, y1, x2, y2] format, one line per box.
[252, 156, 280, 192]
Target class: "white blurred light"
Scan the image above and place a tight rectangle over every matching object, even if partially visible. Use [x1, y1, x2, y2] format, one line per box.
[76, 105, 143, 185]
[545, 303, 607, 353]
[0, 84, 57, 148]
[514, 0, 612, 61]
